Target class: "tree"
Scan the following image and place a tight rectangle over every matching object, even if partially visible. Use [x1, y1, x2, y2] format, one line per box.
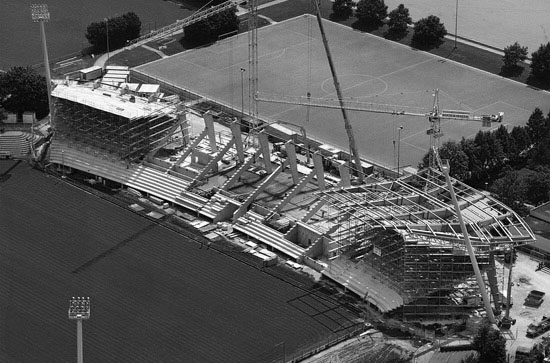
[0, 66, 49, 120]
[530, 42, 550, 84]
[502, 42, 528, 70]
[438, 140, 470, 180]
[491, 168, 529, 216]
[85, 12, 142, 53]
[471, 319, 507, 363]
[331, 0, 354, 20]
[526, 107, 550, 145]
[525, 167, 550, 205]
[355, 0, 388, 29]
[387, 4, 412, 37]
[411, 15, 447, 48]
[183, 7, 238, 46]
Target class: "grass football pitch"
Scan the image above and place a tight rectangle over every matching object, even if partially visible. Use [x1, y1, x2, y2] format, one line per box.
[136, 15, 550, 170]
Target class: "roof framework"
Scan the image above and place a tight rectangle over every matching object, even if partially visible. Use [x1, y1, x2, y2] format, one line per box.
[320, 168, 535, 248]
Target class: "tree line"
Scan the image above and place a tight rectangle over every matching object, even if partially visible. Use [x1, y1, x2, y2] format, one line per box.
[85, 12, 142, 53]
[420, 107, 550, 215]
[332, 1, 550, 86]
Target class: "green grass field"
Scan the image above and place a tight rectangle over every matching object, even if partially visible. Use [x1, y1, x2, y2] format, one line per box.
[136, 15, 550, 170]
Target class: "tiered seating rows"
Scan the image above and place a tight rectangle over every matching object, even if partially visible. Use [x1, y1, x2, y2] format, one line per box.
[0, 133, 31, 157]
[175, 191, 208, 212]
[322, 259, 404, 313]
[49, 142, 189, 203]
[233, 217, 305, 261]
[199, 198, 226, 220]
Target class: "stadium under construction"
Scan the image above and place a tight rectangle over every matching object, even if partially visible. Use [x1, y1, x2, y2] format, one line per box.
[14, 2, 538, 329]
[34, 69, 534, 324]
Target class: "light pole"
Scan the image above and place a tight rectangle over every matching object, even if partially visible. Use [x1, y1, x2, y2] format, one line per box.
[68, 297, 90, 363]
[240, 67, 246, 119]
[31, 4, 54, 127]
[454, 0, 459, 49]
[105, 17, 110, 66]
[397, 126, 403, 177]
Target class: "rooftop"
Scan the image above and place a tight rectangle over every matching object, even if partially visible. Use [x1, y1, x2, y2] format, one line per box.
[51, 83, 176, 120]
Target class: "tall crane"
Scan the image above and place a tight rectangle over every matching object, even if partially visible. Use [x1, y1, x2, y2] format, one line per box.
[256, 90, 504, 169]
[311, 0, 364, 183]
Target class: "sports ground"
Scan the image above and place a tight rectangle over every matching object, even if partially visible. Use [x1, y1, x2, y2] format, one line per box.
[0, 161, 359, 362]
[136, 15, 550, 170]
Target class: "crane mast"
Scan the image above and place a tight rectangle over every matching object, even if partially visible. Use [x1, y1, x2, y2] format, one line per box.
[312, 0, 364, 183]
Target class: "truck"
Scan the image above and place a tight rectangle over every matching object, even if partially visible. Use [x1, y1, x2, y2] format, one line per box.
[526, 316, 550, 338]
[525, 290, 545, 307]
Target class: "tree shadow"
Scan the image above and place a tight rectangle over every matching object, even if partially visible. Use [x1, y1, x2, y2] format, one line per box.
[410, 38, 444, 51]
[351, 20, 382, 32]
[384, 29, 408, 41]
[526, 74, 550, 91]
[178, 36, 215, 50]
[329, 12, 352, 22]
[499, 64, 525, 78]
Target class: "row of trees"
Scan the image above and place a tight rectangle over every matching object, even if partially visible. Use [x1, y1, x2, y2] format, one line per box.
[183, 7, 238, 46]
[332, 0, 447, 48]
[85, 12, 141, 53]
[503, 41, 550, 84]
[421, 107, 550, 215]
[333, 1, 550, 85]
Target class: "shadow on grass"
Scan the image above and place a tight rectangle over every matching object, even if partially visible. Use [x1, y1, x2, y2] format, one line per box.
[526, 75, 550, 91]
[351, 20, 383, 33]
[329, 12, 353, 22]
[384, 29, 408, 42]
[410, 38, 445, 52]
[499, 64, 525, 78]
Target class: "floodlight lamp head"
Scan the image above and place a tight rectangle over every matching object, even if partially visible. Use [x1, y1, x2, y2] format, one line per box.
[31, 4, 50, 22]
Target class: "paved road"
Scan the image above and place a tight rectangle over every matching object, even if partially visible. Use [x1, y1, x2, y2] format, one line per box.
[384, 0, 550, 55]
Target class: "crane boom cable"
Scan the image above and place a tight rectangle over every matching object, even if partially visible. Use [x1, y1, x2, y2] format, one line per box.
[312, 0, 363, 182]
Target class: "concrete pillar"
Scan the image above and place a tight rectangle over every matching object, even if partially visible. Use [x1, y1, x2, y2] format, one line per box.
[258, 131, 272, 173]
[313, 152, 325, 191]
[285, 140, 299, 185]
[338, 163, 351, 187]
[231, 119, 244, 163]
[204, 112, 217, 152]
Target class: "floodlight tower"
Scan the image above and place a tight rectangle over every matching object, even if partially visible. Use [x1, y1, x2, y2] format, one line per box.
[68, 297, 90, 363]
[31, 4, 54, 127]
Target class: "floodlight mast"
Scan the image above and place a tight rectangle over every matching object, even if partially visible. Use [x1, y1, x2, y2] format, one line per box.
[68, 297, 90, 363]
[31, 4, 54, 128]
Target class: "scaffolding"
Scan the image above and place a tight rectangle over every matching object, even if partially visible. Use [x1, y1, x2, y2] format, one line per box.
[319, 168, 536, 320]
[52, 84, 185, 162]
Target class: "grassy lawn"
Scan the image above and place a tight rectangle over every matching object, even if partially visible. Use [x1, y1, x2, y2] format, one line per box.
[108, 46, 162, 68]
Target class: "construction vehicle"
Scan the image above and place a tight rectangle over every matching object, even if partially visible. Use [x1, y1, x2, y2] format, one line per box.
[527, 315, 550, 338]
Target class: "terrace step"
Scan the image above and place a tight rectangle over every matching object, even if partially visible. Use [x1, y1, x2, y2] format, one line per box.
[233, 214, 305, 261]
[176, 191, 209, 213]
[322, 258, 404, 313]
[49, 141, 189, 203]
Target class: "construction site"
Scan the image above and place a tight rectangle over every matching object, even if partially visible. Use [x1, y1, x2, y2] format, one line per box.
[6, 0, 550, 361]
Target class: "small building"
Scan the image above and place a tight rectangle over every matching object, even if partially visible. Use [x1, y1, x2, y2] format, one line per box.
[79, 66, 103, 81]
[137, 84, 161, 98]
